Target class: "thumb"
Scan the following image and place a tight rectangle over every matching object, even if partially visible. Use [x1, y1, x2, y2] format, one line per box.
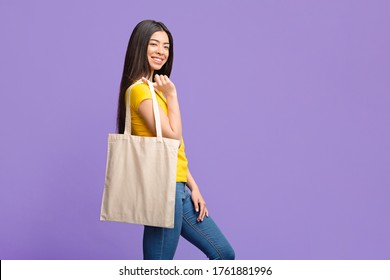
[142, 77, 157, 88]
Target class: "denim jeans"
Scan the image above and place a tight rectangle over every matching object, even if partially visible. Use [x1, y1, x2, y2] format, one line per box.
[143, 182, 235, 260]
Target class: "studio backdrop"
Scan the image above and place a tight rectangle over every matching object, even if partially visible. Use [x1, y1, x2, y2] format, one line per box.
[0, 0, 389, 259]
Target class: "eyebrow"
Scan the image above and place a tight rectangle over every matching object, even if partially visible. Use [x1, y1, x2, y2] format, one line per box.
[150, 39, 170, 45]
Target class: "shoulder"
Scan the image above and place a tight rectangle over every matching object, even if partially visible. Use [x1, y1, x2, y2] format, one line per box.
[129, 82, 151, 97]
[128, 82, 152, 111]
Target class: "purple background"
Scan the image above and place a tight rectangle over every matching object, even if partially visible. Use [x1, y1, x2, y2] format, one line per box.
[1, 0, 389, 260]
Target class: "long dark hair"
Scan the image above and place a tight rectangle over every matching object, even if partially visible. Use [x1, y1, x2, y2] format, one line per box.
[116, 20, 174, 133]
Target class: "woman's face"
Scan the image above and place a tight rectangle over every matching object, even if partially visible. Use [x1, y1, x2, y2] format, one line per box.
[147, 31, 170, 73]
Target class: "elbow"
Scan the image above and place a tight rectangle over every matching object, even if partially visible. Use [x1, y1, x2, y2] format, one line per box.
[169, 131, 182, 141]
[171, 128, 182, 140]
[161, 129, 181, 141]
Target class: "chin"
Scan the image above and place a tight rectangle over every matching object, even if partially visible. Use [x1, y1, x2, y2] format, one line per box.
[151, 66, 163, 71]
[149, 61, 165, 72]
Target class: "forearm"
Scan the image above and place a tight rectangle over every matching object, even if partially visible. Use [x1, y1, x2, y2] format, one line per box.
[186, 169, 199, 192]
[186, 168, 208, 220]
[166, 93, 182, 139]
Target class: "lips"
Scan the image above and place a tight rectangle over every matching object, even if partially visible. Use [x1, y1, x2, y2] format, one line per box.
[151, 56, 164, 64]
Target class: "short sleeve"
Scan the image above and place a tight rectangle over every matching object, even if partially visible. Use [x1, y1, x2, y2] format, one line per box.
[129, 83, 152, 112]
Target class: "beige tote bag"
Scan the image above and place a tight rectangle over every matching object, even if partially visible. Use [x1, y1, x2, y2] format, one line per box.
[100, 79, 180, 228]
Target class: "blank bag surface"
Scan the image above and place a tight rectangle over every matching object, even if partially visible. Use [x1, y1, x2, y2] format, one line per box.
[100, 80, 179, 228]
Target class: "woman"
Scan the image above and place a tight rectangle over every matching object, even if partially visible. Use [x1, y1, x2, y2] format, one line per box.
[116, 20, 235, 260]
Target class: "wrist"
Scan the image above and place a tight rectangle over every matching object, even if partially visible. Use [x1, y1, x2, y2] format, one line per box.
[188, 184, 199, 193]
[165, 90, 177, 98]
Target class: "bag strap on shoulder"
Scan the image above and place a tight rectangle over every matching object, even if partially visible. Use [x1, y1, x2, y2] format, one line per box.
[124, 79, 163, 142]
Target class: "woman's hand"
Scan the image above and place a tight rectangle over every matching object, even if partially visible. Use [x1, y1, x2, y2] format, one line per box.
[191, 188, 209, 222]
[186, 169, 208, 222]
[142, 75, 176, 97]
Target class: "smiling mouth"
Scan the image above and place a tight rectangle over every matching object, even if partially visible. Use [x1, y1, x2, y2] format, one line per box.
[151, 57, 164, 64]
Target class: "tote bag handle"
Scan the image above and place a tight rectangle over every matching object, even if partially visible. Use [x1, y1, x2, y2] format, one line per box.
[124, 80, 163, 142]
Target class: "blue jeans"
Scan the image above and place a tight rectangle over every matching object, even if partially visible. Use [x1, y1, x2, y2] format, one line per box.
[143, 182, 235, 260]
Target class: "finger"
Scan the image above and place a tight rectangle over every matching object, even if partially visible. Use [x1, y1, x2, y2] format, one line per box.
[141, 77, 149, 84]
[201, 205, 207, 221]
[193, 199, 201, 221]
[154, 74, 162, 85]
[161, 75, 168, 85]
[197, 202, 201, 221]
[198, 202, 206, 222]
[142, 77, 156, 87]
[193, 200, 199, 213]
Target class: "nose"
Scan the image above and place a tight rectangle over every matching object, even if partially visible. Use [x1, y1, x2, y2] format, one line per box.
[157, 45, 164, 55]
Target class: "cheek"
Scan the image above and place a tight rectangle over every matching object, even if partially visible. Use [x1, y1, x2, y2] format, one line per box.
[147, 45, 156, 55]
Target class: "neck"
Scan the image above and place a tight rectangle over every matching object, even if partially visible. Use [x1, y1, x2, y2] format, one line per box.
[147, 70, 154, 81]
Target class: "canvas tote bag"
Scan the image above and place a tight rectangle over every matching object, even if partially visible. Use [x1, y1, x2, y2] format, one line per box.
[100, 79, 180, 228]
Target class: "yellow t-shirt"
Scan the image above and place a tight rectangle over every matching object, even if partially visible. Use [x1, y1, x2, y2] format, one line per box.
[126, 82, 188, 182]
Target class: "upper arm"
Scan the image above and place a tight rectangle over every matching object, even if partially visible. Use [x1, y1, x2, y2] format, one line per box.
[130, 83, 152, 112]
[138, 99, 180, 140]
[131, 83, 180, 140]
